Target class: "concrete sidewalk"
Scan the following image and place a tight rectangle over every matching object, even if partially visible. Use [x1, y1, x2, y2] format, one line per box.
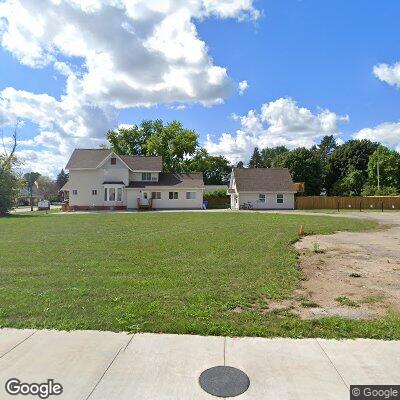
[0, 329, 399, 399]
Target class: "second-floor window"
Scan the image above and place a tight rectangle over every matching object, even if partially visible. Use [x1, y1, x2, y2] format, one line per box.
[169, 192, 178, 199]
[142, 172, 151, 181]
[72, 189, 78, 195]
[111, 157, 116, 165]
[92, 189, 97, 196]
[151, 192, 161, 199]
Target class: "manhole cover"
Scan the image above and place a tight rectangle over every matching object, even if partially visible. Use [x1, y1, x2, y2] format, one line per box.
[199, 366, 250, 398]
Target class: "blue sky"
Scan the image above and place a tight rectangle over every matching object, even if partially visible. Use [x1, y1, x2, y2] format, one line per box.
[1, 0, 400, 176]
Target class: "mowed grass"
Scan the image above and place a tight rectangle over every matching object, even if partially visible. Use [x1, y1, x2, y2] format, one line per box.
[0, 212, 398, 339]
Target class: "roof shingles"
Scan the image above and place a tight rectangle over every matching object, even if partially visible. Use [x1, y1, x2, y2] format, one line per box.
[128, 173, 204, 189]
[65, 149, 162, 171]
[233, 168, 296, 192]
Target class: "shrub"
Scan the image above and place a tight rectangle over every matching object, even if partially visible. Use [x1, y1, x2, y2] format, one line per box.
[204, 188, 228, 199]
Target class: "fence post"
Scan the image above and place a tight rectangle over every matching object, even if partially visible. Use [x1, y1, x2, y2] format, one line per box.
[382, 201, 384, 212]
[337, 201, 340, 212]
[360, 201, 362, 212]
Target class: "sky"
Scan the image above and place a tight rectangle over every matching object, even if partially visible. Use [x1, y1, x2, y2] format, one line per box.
[1, 0, 400, 177]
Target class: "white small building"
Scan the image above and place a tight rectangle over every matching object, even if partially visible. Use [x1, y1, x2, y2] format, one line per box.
[228, 168, 297, 210]
[61, 149, 204, 210]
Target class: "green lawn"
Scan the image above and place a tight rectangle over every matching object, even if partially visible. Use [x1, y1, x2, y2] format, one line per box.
[0, 212, 398, 339]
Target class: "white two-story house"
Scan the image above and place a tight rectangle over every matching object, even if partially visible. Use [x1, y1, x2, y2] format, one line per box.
[61, 149, 204, 210]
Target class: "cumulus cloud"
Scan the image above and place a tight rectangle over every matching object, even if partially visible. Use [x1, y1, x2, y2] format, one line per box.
[238, 80, 249, 95]
[353, 122, 400, 152]
[205, 98, 349, 164]
[0, 0, 259, 176]
[373, 62, 400, 88]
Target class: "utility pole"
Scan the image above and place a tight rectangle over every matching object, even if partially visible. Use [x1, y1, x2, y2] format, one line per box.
[377, 155, 380, 192]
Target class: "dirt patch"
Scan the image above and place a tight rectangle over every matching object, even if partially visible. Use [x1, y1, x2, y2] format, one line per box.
[262, 213, 400, 320]
[291, 221, 400, 319]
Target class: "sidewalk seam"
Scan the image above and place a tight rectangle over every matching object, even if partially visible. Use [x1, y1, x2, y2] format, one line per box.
[316, 339, 349, 390]
[0, 330, 37, 359]
[123, 333, 135, 352]
[223, 337, 226, 366]
[84, 342, 126, 400]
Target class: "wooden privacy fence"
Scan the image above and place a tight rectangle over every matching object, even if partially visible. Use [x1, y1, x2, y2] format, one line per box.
[206, 196, 230, 208]
[295, 196, 400, 210]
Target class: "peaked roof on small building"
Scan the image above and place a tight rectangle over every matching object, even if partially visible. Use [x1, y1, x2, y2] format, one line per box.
[232, 168, 296, 192]
[128, 173, 204, 189]
[65, 149, 162, 171]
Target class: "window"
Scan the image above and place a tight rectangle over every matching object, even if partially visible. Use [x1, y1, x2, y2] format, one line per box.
[151, 192, 161, 199]
[258, 194, 266, 203]
[109, 188, 116, 201]
[186, 192, 196, 200]
[277, 194, 284, 204]
[169, 191, 178, 199]
[72, 189, 78, 195]
[117, 188, 122, 202]
[142, 172, 152, 181]
[111, 157, 116, 165]
[92, 189, 97, 196]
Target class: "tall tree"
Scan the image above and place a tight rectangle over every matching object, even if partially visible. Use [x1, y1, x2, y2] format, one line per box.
[340, 167, 365, 196]
[56, 169, 69, 189]
[315, 135, 337, 159]
[260, 146, 289, 168]
[107, 120, 160, 155]
[184, 148, 231, 185]
[248, 147, 262, 168]
[367, 145, 400, 191]
[314, 135, 338, 192]
[145, 121, 198, 172]
[273, 148, 323, 195]
[236, 161, 244, 168]
[0, 127, 19, 215]
[107, 120, 198, 172]
[325, 139, 379, 195]
[37, 176, 60, 202]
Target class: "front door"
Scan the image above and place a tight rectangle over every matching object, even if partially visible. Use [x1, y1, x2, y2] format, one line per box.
[142, 191, 149, 205]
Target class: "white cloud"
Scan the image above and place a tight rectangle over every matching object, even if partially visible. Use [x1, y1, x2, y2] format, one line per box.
[0, 0, 258, 107]
[373, 62, 400, 88]
[238, 80, 249, 95]
[0, 0, 259, 176]
[353, 122, 400, 152]
[205, 98, 349, 164]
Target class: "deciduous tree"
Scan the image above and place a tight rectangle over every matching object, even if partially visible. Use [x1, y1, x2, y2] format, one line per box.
[273, 147, 323, 195]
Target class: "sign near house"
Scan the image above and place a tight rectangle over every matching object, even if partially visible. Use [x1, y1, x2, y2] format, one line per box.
[38, 200, 51, 211]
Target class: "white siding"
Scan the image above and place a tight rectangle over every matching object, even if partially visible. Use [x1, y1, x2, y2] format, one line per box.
[126, 189, 203, 210]
[68, 159, 129, 207]
[235, 192, 295, 210]
[126, 189, 141, 209]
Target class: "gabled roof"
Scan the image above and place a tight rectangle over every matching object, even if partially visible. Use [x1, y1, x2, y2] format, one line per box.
[65, 149, 162, 171]
[127, 173, 204, 189]
[66, 149, 111, 169]
[120, 155, 162, 171]
[232, 168, 296, 192]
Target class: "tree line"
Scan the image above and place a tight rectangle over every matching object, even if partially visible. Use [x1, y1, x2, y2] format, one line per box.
[1, 119, 399, 215]
[244, 136, 400, 196]
[107, 119, 231, 185]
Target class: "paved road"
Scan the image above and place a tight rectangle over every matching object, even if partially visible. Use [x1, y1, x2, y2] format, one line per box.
[0, 329, 399, 399]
